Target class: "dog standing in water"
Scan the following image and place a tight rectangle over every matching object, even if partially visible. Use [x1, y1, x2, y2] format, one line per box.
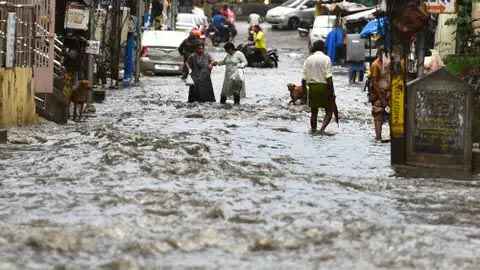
[287, 83, 306, 105]
[67, 80, 91, 121]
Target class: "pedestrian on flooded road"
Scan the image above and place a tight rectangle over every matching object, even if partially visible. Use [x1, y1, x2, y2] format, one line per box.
[179, 30, 201, 79]
[213, 42, 248, 105]
[186, 42, 216, 103]
[369, 48, 391, 141]
[302, 40, 339, 134]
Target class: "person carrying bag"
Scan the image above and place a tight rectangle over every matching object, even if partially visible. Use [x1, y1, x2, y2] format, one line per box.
[213, 42, 248, 105]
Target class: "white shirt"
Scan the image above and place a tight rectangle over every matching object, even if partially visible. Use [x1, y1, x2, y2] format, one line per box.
[303, 51, 333, 84]
[249, 13, 261, 26]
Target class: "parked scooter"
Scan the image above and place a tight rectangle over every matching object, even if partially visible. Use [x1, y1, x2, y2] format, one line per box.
[237, 43, 279, 68]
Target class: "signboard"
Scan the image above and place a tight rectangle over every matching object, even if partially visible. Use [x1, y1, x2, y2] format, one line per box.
[85, 40, 100, 55]
[390, 75, 405, 138]
[5, 13, 16, 68]
[65, 7, 89, 30]
[406, 68, 472, 174]
[414, 88, 466, 154]
[425, 0, 457, 14]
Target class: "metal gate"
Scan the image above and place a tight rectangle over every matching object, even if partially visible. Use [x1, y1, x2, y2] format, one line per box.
[0, 0, 54, 93]
[33, 0, 55, 93]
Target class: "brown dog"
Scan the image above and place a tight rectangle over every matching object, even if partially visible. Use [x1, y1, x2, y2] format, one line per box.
[69, 80, 92, 121]
[287, 83, 306, 105]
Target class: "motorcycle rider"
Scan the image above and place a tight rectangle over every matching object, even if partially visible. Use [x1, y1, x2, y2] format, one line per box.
[251, 24, 267, 64]
[221, 5, 237, 41]
[220, 4, 235, 24]
[179, 30, 202, 79]
[211, 10, 227, 40]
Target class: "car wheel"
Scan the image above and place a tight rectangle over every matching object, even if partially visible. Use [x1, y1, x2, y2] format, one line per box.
[271, 25, 278, 30]
[288, 17, 300, 30]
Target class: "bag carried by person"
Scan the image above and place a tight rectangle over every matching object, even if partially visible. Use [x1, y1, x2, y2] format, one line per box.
[230, 67, 244, 82]
[230, 68, 244, 94]
[185, 73, 194, 86]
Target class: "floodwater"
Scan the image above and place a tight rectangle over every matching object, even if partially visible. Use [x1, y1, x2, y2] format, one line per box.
[2, 22, 480, 270]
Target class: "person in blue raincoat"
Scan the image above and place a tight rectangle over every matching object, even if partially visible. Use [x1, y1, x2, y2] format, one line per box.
[124, 16, 137, 86]
[325, 23, 345, 65]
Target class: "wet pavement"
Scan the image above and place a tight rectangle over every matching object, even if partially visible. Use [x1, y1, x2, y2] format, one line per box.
[2, 22, 480, 269]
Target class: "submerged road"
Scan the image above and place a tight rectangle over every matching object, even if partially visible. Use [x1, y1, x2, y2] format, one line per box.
[1, 22, 480, 269]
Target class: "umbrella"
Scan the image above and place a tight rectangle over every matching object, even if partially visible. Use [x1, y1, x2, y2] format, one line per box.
[360, 17, 387, 38]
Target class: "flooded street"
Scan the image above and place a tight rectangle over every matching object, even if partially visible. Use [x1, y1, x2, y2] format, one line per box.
[2, 22, 480, 269]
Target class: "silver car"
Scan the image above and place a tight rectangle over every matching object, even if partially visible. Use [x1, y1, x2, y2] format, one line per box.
[265, 0, 316, 29]
[140, 30, 189, 75]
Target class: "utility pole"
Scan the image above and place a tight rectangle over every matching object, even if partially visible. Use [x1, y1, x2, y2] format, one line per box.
[135, 0, 144, 84]
[416, 0, 426, 78]
[170, 0, 177, 30]
[87, 0, 95, 102]
[111, 0, 121, 88]
[389, 0, 407, 166]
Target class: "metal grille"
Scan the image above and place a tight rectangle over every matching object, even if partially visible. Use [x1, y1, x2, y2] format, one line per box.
[0, 0, 35, 68]
[13, 1, 34, 67]
[0, 0, 54, 93]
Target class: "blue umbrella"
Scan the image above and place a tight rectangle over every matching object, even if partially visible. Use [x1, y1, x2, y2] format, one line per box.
[360, 17, 387, 38]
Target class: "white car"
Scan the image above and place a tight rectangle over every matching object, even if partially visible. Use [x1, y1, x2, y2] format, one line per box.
[265, 0, 316, 29]
[140, 30, 189, 75]
[309, 15, 337, 46]
[175, 13, 207, 32]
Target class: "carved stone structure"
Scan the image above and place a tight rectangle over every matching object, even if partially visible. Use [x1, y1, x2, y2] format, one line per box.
[406, 68, 473, 176]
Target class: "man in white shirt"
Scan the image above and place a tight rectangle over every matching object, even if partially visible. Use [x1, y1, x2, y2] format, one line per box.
[302, 40, 339, 134]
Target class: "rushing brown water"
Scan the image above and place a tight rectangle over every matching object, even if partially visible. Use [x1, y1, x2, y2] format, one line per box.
[1, 22, 480, 269]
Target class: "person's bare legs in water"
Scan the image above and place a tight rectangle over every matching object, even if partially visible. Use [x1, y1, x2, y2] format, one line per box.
[311, 107, 333, 134]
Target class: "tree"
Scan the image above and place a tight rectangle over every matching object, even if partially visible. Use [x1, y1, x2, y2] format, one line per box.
[446, 0, 480, 54]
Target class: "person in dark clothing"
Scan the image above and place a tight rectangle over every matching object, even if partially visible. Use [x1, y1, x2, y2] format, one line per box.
[151, 0, 164, 30]
[179, 30, 201, 79]
[186, 41, 216, 103]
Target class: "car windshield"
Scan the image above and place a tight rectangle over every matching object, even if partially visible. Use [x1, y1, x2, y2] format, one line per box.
[281, 0, 303, 8]
[313, 16, 337, 28]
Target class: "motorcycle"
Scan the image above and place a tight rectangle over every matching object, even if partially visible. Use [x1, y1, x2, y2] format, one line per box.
[208, 23, 237, 47]
[237, 43, 279, 68]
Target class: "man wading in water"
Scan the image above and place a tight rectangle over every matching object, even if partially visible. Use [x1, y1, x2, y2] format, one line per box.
[302, 40, 339, 134]
[369, 48, 391, 141]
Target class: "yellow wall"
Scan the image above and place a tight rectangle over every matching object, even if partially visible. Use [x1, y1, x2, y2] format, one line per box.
[0, 68, 38, 127]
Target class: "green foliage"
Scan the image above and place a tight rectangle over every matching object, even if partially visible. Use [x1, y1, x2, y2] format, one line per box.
[444, 55, 480, 75]
[445, 0, 480, 54]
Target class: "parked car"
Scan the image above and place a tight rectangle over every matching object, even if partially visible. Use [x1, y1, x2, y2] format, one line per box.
[175, 13, 207, 32]
[265, 0, 316, 29]
[140, 30, 189, 75]
[308, 15, 337, 46]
